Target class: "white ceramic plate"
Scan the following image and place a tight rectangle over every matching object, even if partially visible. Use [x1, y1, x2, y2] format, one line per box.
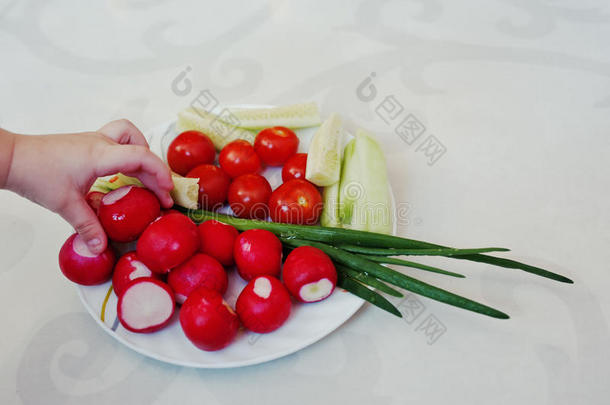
[78, 105, 396, 368]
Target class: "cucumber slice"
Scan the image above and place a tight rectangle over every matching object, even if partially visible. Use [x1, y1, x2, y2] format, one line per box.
[320, 180, 341, 228]
[89, 173, 199, 209]
[305, 112, 342, 186]
[91, 173, 143, 193]
[177, 108, 256, 150]
[228, 102, 321, 129]
[338, 129, 392, 234]
[170, 173, 199, 209]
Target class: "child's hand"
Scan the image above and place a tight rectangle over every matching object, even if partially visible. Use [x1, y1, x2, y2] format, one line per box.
[2, 119, 174, 254]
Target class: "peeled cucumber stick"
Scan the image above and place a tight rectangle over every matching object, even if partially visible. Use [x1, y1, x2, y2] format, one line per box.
[177, 108, 256, 150]
[90, 172, 199, 209]
[228, 102, 321, 129]
[320, 180, 341, 227]
[305, 113, 343, 186]
[338, 129, 392, 235]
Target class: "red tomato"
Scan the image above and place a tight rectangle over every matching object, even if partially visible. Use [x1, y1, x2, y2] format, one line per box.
[186, 164, 231, 210]
[167, 131, 216, 176]
[281, 153, 308, 182]
[268, 179, 322, 225]
[228, 174, 272, 220]
[254, 127, 299, 166]
[219, 140, 262, 178]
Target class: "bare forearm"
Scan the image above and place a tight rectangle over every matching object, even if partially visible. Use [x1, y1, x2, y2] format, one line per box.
[0, 128, 18, 189]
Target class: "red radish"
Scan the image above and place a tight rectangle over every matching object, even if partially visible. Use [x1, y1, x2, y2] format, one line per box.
[112, 251, 162, 297]
[58, 233, 116, 285]
[85, 191, 105, 213]
[198, 220, 238, 266]
[136, 213, 199, 274]
[180, 287, 240, 351]
[117, 277, 175, 333]
[233, 229, 282, 281]
[167, 253, 228, 304]
[282, 246, 337, 302]
[98, 185, 161, 242]
[236, 276, 291, 333]
[160, 209, 181, 217]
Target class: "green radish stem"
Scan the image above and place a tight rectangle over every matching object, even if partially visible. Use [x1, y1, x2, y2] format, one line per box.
[362, 255, 465, 278]
[339, 245, 509, 256]
[281, 238, 509, 319]
[181, 209, 572, 283]
[337, 274, 402, 317]
[336, 265, 404, 297]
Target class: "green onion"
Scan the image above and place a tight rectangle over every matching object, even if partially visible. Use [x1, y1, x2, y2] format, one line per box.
[336, 265, 404, 297]
[362, 255, 465, 278]
[337, 273, 402, 317]
[281, 238, 509, 319]
[182, 209, 572, 284]
[339, 245, 509, 256]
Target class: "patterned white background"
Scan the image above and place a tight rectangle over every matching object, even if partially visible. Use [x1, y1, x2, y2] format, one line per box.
[1, 1, 609, 404]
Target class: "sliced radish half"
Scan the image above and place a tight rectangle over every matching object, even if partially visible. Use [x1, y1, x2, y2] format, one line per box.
[112, 251, 162, 297]
[117, 278, 175, 333]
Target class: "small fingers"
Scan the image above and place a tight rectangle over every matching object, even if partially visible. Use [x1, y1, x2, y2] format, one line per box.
[98, 119, 149, 147]
[96, 145, 174, 208]
[59, 196, 108, 255]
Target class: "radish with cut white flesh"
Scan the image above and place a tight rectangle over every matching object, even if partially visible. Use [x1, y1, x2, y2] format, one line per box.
[98, 185, 161, 242]
[112, 251, 162, 297]
[58, 233, 116, 285]
[167, 253, 228, 304]
[282, 246, 337, 302]
[180, 287, 240, 351]
[85, 191, 105, 213]
[117, 277, 175, 333]
[136, 213, 200, 274]
[236, 276, 291, 333]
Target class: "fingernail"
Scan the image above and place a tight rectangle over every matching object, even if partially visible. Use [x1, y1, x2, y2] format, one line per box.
[88, 238, 102, 252]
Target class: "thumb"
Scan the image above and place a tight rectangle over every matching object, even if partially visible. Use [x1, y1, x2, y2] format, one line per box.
[59, 196, 108, 255]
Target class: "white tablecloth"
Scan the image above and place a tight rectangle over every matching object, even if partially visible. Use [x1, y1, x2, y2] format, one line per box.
[1, 1, 609, 404]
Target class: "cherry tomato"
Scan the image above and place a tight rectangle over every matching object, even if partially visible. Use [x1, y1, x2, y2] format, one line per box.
[281, 153, 308, 182]
[228, 174, 272, 220]
[254, 127, 299, 166]
[186, 164, 231, 210]
[268, 179, 323, 225]
[167, 131, 216, 176]
[219, 140, 262, 178]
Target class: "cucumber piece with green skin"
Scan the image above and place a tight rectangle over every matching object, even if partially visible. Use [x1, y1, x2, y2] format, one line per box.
[320, 180, 341, 228]
[338, 129, 393, 234]
[305, 112, 343, 186]
[228, 102, 321, 129]
[177, 108, 256, 150]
